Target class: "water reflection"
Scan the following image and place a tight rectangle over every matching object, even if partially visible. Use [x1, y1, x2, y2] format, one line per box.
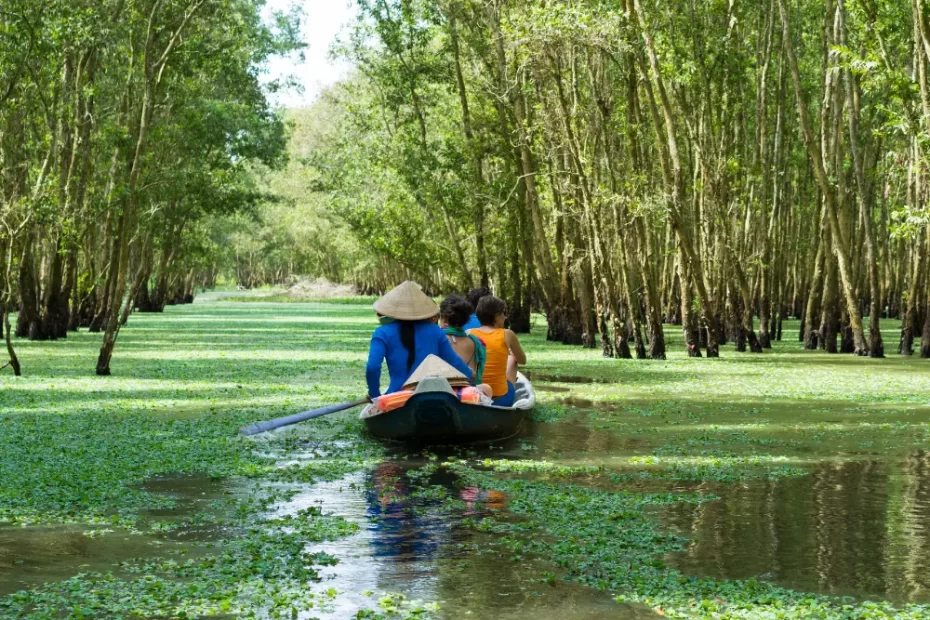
[517, 419, 651, 459]
[365, 461, 504, 560]
[0, 474, 230, 595]
[285, 461, 650, 619]
[661, 452, 930, 603]
[0, 525, 162, 595]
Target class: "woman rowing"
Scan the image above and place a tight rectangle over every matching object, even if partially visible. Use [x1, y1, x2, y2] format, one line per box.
[366, 281, 474, 399]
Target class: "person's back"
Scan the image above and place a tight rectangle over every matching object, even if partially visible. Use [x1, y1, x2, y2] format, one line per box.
[440, 295, 481, 376]
[467, 295, 526, 407]
[475, 327, 509, 397]
[463, 287, 490, 331]
[440, 295, 492, 397]
[449, 336, 477, 373]
[372, 320, 450, 392]
[366, 282, 474, 397]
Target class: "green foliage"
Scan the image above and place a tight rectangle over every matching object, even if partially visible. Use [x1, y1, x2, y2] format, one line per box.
[2, 300, 930, 618]
[448, 462, 930, 619]
[220, 294, 379, 304]
[0, 300, 383, 616]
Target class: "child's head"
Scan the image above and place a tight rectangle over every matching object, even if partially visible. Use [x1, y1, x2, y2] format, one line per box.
[476, 295, 507, 327]
[440, 295, 473, 329]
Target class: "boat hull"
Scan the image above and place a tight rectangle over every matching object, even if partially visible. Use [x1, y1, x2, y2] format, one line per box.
[363, 373, 535, 444]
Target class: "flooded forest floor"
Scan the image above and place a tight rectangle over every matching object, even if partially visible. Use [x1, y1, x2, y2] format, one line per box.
[1, 296, 929, 619]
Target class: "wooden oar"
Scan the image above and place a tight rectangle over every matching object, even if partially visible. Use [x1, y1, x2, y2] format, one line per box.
[240, 398, 370, 436]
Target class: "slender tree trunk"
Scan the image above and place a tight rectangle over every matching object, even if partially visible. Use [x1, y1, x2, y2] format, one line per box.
[2, 308, 20, 376]
[921, 233, 930, 358]
[729, 284, 747, 351]
[678, 249, 702, 357]
[804, 204, 826, 348]
[900, 236, 925, 355]
[730, 247, 764, 353]
[15, 234, 43, 340]
[778, 0, 867, 354]
[448, 8, 487, 288]
[840, 1, 883, 357]
[97, 82, 150, 373]
[639, 237, 667, 359]
[821, 250, 840, 353]
[1, 235, 21, 376]
[618, 234, 648, 359]
[96, 194, 133, 375]
[97, 0, 206, 373]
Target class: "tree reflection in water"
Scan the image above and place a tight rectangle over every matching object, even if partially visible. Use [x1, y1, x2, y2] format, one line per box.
[661, 452, 930, 603]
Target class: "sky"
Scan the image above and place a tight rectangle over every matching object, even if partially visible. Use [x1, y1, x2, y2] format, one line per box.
[260, 0, 358, 109]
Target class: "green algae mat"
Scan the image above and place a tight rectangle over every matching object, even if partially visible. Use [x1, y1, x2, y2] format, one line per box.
[1, 297, 929, 619]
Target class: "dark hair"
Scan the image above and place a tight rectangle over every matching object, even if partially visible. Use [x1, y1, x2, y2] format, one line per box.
[476, 295, 507, 326]
[440, 295, 473, 329]
[466, 287, 491, 310]
[399, 321, 416, 371]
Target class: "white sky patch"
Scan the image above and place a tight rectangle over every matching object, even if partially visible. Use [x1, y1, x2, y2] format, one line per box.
[260, 0, 358, 109]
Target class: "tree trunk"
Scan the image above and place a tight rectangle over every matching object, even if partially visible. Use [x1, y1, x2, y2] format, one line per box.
[678, 249, 702, 357]
[2, 308, 20, 376]
[920, 264, 930, 358]
[730, 247, 763, 353]
[778, 0, 868, 354]
[729, 285, 747, 352]
[448, 8, 487, 289]
[43, 238, 68, 339]
[15, 235, 44, 340]
[96, 195, 133, 375]
[821, 253, 840, 353]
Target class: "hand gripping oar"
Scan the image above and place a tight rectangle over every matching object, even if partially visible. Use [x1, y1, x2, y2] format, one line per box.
[240, 398, 370, 436]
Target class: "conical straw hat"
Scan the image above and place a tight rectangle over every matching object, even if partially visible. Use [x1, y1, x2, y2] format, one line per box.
[403, 354, 470, 388]
[373, 281, 438, 321]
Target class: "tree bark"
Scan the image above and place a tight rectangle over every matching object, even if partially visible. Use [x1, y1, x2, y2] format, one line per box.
[777, 0, 868, 354]
[2, 308, 20, 376]
[921, 235, 930, 358]
[900, 235, 925, 355]
[448, 7, 488, 288]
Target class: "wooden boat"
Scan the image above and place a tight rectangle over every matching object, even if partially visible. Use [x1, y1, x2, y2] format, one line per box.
[361, 372, 536, 444]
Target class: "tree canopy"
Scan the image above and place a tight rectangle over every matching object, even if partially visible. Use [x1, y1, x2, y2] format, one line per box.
[0, 0, 301, 374]
[3, 0, 930, 374]
[257, 0, 930, 361]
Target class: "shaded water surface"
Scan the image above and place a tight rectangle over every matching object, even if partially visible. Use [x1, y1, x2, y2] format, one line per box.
[0, 474, 231, 595]
[283, 462, 654, 619]
[0, 525, 161, 596]
[659, 452, 930, 603]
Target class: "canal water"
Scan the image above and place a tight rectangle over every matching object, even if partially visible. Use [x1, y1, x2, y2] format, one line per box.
[2, 415, 929, 617]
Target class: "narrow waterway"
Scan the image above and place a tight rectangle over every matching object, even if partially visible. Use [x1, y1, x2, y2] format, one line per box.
[2, 406, 930, 617]
[276, 465, 653, 619]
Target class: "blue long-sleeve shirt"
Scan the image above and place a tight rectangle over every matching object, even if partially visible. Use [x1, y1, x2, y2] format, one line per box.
[366, 321, 474, 397]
